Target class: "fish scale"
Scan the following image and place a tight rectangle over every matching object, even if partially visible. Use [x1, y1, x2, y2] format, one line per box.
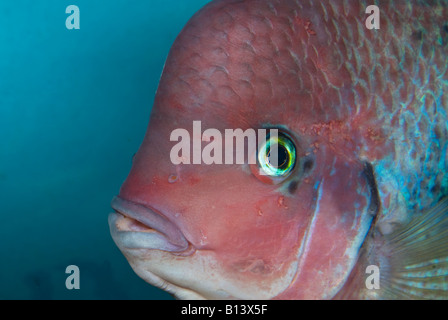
[306, 0, 448, 220]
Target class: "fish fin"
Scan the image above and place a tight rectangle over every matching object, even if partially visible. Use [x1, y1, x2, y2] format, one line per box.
[380, 197, 448, 299]
[334, 197, 448, 300]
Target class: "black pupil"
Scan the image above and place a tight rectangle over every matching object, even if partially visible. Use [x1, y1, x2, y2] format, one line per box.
[267, 144, 288, 169]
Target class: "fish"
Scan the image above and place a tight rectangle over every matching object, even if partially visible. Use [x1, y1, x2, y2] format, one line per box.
[109, 0, 448, 299]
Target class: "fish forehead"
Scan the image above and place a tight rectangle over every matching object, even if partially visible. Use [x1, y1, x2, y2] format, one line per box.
[156, 0, 448, 115]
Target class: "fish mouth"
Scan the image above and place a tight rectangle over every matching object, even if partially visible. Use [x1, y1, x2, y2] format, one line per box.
[109, 196, 192, 255]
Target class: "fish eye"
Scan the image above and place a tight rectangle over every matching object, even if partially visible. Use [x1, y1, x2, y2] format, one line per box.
[258, 132, 296, 178]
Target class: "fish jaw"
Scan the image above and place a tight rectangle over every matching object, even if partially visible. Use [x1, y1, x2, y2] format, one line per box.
[108, 198, 301, 300]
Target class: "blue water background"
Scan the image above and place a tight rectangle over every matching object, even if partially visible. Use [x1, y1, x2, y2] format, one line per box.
[0, 0, 210, 299]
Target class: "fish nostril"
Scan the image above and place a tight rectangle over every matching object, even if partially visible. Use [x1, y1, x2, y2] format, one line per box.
[303, 158, 314, 173]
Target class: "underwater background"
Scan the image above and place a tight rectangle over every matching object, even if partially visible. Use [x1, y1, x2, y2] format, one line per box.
[0, 0, 210, 299]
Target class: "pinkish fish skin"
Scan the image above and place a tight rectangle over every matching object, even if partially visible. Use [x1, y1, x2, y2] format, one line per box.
[110, 0, 448, 299]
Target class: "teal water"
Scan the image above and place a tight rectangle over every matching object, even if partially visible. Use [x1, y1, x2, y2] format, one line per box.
[0, 0, 210, 299]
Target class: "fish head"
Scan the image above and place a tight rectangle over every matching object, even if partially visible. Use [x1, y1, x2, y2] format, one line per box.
[110, 0, 380, 299]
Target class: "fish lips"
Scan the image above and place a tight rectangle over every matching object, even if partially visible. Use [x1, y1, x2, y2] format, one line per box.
[109, 196, 191, 254]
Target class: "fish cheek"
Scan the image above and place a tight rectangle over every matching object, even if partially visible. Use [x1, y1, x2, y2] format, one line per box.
[209, 179, 316, 286]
